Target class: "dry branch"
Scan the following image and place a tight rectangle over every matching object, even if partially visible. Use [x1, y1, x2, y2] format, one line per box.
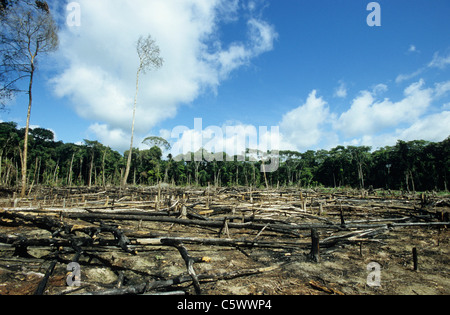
[1, 186, 448, 295]
[82, 264, 282, 296]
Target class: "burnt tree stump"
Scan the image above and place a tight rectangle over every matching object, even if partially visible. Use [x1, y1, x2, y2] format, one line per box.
[309, 228, 320, 263]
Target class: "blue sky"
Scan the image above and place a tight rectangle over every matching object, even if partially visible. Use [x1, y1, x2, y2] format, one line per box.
[2, 0, 450, 155]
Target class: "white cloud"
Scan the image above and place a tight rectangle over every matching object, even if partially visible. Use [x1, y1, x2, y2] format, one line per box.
[352, 111, 450, 149]
[396, 111, 450, 142]
[87, 123, 130, 150]
[407, 44, 420, 54]
[372, 83, 388, 95]
[204, 18, 278, 80]
[428, 51, 450, 69]
[336, 80, 433, 137]
[51, 0, 277, 151]
[167, 120, 287, 160]
[276, 79, 449, 152]
[334, 81, 347, 98]
[280, 90, 331, 150]
[248, 19, 277, 54]
[434, 81, 450, 98]
[162, 79, 450, 156]
[396, 50, 450, 84]
[395, 68, 424, 84]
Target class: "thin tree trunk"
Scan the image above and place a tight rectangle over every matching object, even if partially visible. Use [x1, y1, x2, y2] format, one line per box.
[262, 162, 269, 190]
[21, 67, 34, 197]
[405, 172, 410, 193]
[102, 149, 106, 188]
[68, 152, 75, 187]
[163, 164, 169, 184]
[0, 154, 2, 186]
[123, 68, 141, 187]
[359, 163, 365, 189]
[36, 157, 41, 186]
[78, 158, 83, 185]
[89, 150, 94, 188]
[28, 157, 39, 195]
[410, 170, 415, 193]
[194, 161, 200, 186]
[52, 160, 59, 185]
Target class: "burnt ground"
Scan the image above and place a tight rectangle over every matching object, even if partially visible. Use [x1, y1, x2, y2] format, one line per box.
[0, 186, 448, 295]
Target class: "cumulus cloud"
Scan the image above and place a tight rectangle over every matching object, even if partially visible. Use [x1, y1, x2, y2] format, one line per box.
[87, 123, 130, 150]
[336, 80, 433, 137]
[350, 111, 450, 149]
[396, 111, 450, 142]
[204, 18, 277, 80]
[279, 90, 332, 150]
[277, 79, 450, 152]
[160, 78, 450, 155]
[51, 0, 277, 151]
[371, 83, 388, 95]
[167, 119, 287, 162]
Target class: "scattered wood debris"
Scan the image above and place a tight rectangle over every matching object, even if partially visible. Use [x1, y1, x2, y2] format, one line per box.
[0, 186, 448, 295]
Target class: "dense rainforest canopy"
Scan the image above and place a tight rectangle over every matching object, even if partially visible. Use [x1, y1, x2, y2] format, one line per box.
[0, 122, 448, 192]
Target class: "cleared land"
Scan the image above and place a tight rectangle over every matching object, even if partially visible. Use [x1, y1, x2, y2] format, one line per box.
[0, 186, 448, 295]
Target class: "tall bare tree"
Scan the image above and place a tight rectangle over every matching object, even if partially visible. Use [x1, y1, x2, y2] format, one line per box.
[0, 0, 58, 196]
[122, 35, 163, 186]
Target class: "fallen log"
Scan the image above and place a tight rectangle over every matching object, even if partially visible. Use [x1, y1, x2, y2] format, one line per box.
[321, 227, 389, 247]
[0, 211, 135, 254]
[131, 236, 310, 249]
[61, 212, 305, 235]
[3, 210, 448, 234]
[82, 264, 281, 296]
[161, 239, 202, 295]
[34, 260, 57, 295]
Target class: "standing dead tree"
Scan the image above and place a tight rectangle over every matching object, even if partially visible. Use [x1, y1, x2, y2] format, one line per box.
[0, 0, 59, 197]
[122, 35, 164, 187]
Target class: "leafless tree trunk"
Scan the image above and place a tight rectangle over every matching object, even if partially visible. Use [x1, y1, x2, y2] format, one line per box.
[89, 149, 94, 188]
[0, 1, 58, 196]
[68, 152, 75, 187]
[122, 35, 163, 186]
[102, 148, 107, 188]
[123, 67, 141, 187]
[21, 64, 34, 196]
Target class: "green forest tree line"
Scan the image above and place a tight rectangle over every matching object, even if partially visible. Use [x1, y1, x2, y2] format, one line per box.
[0, 122, 448, 192]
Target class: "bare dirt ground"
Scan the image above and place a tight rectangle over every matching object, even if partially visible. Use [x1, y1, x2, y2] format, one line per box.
[0, 186, 448, 295]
